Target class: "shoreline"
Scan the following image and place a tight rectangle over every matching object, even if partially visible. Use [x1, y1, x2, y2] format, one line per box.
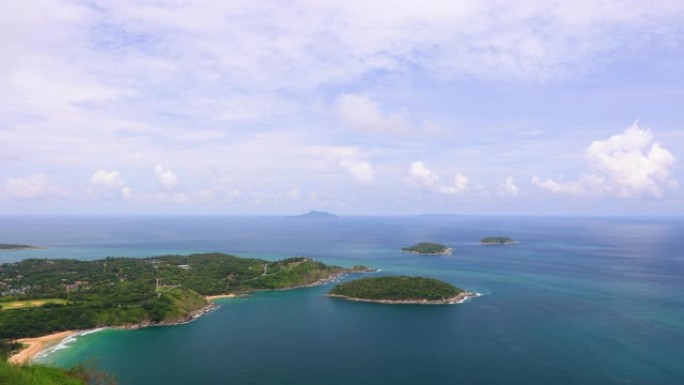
[6, 269, 372, 363]
[206, 293, 239, 300]
[8, 330, 78, 365]
[328, 291, 479, 305]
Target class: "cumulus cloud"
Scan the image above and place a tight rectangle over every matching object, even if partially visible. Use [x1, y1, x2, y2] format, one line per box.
[2, 173, 66, 200]
[534, 123, 677, 199]
[404, 162, 469, 194]
[499, 176, 520, 197]
[311, 146, 375, 184]
[153, 165, 178, 189]
[335, 94, 411, 132]
[339, 157, 375, 184]
[88, 170, 132, 200]
[532, 176, 587, 196]
[405, 162, 440, 188]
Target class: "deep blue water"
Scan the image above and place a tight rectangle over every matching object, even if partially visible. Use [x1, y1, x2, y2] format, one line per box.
[3, 216, 683, 384]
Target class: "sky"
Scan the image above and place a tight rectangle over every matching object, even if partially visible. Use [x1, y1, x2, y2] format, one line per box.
[1, 0, 684, 215]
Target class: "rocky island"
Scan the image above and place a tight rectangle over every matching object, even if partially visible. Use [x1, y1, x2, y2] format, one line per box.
[328, 276, 476, 304]
[480, 236, 516, 245]
[401, 242, 451, 255]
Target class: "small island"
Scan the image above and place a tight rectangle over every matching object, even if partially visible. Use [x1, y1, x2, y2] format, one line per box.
[328, 276, 476, 304]
[0, 243, 35, 250]
[480, 236, 516, 245]
[401, 242, 451, 255]
[291, 210, 338, 219]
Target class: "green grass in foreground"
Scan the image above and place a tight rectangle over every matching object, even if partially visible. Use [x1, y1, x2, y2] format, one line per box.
[0, 299, 70, 311]
[0, 358, 117, 385]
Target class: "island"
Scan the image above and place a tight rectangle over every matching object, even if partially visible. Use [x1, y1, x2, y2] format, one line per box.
[0, 253, 370, 363]
[328, 276, 477, 304]
[401, 242, 451, 255]
[480, 236, 516, 245]
[0, 243, 35, 250]
[290, 210, 338, 219]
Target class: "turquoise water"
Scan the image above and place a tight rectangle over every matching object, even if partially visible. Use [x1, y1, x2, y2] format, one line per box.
[3, 216, 683, 384]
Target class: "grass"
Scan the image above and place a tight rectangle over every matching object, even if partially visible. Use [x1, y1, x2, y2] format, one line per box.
[0, 299, 70, 310]
[0, 360, 85, 385]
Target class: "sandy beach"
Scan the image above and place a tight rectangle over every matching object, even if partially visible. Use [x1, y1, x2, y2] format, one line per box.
[8, 330, 77, 365]
[206, 293, 237, 300]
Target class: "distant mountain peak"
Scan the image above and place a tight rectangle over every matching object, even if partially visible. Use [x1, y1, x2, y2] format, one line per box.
[292, 210, 339, 219]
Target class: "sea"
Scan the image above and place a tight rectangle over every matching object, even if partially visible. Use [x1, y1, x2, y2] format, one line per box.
[1, 215, 683, 385]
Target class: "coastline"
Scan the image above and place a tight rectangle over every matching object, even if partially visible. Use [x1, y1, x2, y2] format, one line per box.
[206, 293, 238, 300]
[8, 330, 78, 365]
[6, 269, 371, 364]
[328, 291, 479, 305]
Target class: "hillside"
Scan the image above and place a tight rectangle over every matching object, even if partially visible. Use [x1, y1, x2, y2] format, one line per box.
[0, 253, 365, 340]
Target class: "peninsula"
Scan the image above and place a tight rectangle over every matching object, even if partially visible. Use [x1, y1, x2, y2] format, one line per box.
[1, 253, 369, 362]
[401, 242, 451, 255]
[480, 236, 516, 245]
[328, 276, 476, 304]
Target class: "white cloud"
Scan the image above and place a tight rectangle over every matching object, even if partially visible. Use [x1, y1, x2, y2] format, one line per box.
[88, 170, 131, 200]
[2, 173, 66, 200]
[153, 164, 178, 189]
[404, 162, 469, 194]
[405, 162, 440, 188]
[532, 176, 587, 196]
[499, 176, 520, 197]
[534, 123, 677, 199]
[310, 146, 375, 184]
[335, 93, 411, 132]
[439, 174, 470, 194]
[339, 158, 375, 184]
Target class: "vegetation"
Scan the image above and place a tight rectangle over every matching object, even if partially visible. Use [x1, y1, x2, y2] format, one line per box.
[0, 359, 116, 385]
[0, 244, 33, 250]
[0, 253, 362, 340]
[329, 276, 462, 301]
[401, 242, 450, 255]
[480, 236, 515, 245]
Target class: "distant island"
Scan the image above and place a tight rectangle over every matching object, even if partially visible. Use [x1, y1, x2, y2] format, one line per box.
[328, 276, 476, 304]
[480, 236, 516, 245]
[0, 243, 35, 250]
[401, 242, 451, 255]
[0, 253, 370, 363]
[290, 210, 338, 219]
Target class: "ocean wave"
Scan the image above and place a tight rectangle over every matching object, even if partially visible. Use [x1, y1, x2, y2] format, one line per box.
[35, 328, 107, 361]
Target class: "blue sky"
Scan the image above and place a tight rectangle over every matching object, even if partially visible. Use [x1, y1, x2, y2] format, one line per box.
[1, 0, 683, 215]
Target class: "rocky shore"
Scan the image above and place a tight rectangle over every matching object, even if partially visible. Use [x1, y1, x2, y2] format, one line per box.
[328, 291, 479, 305]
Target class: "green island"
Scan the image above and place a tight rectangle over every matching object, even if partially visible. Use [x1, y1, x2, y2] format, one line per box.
[328, 276, 476, 304]
[0, 253, 370, 363]
[480, 236, 516, 245]
[0, 244, 35, 250]
[401, 242, 451, 255]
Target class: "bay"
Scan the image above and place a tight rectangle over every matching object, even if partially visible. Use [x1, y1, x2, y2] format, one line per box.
[2, 215, 680, 384]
